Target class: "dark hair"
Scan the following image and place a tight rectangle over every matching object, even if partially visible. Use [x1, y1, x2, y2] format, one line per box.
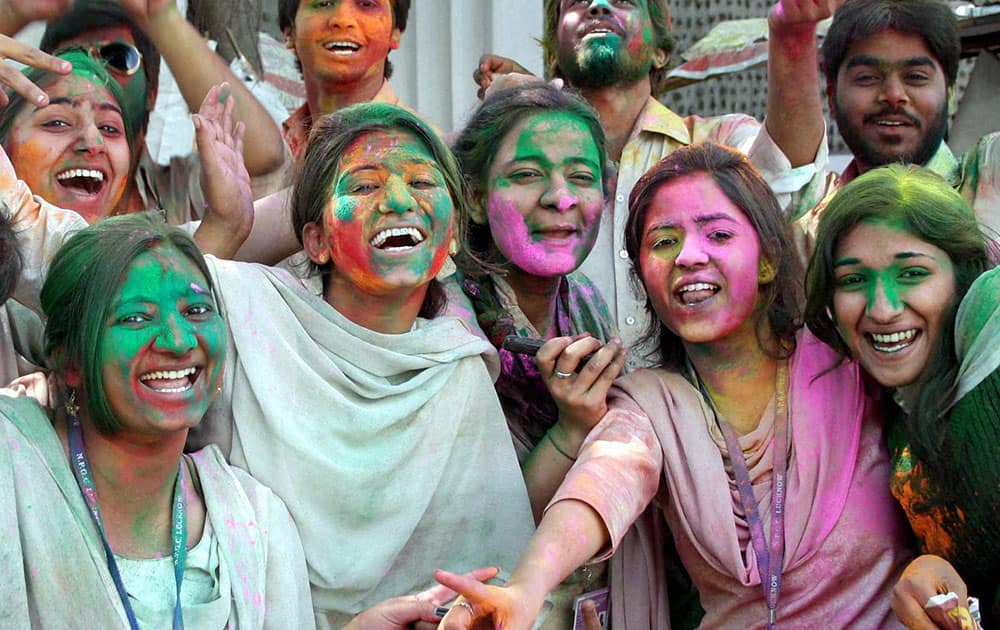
[41, 213, 215, 434]
[451, 83, 607, 269]
[804, 164, 991, 471]
[279, 0, 411, 79]
[541, 0, 676, 96]
[290, 102, 465, 318]
[0, 208, 22, 305]
[40, 0, 161, 130]
[0, 49, 138, 160]
[624, 143, 802, 369]
[821, 0, 960, 88]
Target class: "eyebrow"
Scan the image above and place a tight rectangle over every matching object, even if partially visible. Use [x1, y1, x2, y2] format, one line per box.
[644, 213, 738, 235]
[833, 251, 936, 268]
[844, 55, 938, 72]
[35, 97, 124, 117]
[507, 151, 601, 170]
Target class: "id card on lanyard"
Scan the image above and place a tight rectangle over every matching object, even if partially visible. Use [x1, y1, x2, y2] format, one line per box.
[68, 413, 188, 630]
[700, 363, 789, 629]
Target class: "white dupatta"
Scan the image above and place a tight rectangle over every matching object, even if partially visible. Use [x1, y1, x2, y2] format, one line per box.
[193, 258, 534, 628]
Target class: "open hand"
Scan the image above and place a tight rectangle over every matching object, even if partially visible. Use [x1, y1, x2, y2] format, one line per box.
[194, 82, 253, 257]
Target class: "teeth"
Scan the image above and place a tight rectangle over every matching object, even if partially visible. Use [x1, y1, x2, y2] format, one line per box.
[56, 168, 104, 182]
[678, 282, 718, 293]
[151, 385, 191, 393]
[324, 41, 360, 51]
[139, 367, 197, 382]
[870, 329, 918, 353]
[876, 121, 904, 126]
[369, 227, 424, 248]
[870, 329, 917, 344]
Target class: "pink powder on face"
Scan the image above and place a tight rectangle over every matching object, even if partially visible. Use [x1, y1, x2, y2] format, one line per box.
[487, 191, 585, 277]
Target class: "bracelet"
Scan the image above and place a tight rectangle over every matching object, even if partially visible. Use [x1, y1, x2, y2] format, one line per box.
[546, 428, 577, 462]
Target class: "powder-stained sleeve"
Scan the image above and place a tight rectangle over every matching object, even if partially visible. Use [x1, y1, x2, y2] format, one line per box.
[547, 400, 663, 561]
[0, 147, 87, 315]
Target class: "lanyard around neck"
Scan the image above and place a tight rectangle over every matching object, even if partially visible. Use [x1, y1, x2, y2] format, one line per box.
[698, 363, 789, 629]
[68, 415, 187, 630]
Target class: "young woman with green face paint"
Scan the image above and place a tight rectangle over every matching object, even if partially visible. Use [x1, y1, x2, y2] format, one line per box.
[437, 144, 914, 630]
[805, 164, 1000, 627]
[0, 213, 314, 627]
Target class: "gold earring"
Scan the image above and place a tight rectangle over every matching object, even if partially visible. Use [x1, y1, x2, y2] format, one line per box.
[65, 388, 80, 417]
[758, 260, 776, 284]
[449, 238, 458, 256]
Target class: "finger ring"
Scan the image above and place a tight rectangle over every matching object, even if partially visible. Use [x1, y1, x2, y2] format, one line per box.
[554, 370, 574, 379]
[457, 600, 475, 615]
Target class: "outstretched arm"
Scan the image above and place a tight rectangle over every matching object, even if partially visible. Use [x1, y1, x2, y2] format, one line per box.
[765, 0, 840, 167]
[436, 500, 609, 630]
[119, 0, 288, 177]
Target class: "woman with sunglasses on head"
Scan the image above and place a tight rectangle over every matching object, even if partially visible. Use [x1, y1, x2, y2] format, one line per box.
[804, 165, 1000, 627]
[437, 143, 914, 630]
[0, 47, 136, 225]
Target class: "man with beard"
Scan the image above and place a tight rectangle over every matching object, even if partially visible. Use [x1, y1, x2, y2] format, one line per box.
[480, 0, 835, 367]
[795, 0, 999, 248]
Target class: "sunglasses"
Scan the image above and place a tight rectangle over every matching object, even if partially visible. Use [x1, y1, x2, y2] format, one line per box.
[55, 41, 143, 77]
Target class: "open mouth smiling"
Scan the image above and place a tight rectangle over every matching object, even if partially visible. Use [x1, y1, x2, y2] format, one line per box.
[580, 19, 624, 39]
[323, 41, 362, 55]
[138, 366, 201, 394]
[866, 328, 920, 353]
[368, 226, 426, 252]
[675, 282, 720, 306]
[56, 168, 106, 196]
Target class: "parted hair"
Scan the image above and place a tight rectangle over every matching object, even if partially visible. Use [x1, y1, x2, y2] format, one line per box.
[42, 213, 215, 434]
[624, 143, 802, 369]
[290, 102, 468, 318]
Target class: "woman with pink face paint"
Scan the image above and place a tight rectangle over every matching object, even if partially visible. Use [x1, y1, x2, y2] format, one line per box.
[437, 143, 914, 630]
[451, 81, 626, 630]
[452, 83, 626, 502]
[804, 165, 1000, 627]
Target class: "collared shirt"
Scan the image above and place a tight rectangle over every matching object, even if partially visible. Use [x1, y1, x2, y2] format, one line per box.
[281, 80, 434, 161]
[577, 97, 827, 369]
[792, 132, 1000, 264]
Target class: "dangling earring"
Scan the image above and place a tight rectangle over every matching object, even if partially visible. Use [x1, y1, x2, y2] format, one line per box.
[65, 388, 80, 418]
[449, 238, 458, 256]
[758, 259, 776, 284]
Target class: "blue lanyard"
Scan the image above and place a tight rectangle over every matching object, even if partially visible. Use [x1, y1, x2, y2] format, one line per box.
[699, 363, 789, 629]
[68, 414, 187, 630]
